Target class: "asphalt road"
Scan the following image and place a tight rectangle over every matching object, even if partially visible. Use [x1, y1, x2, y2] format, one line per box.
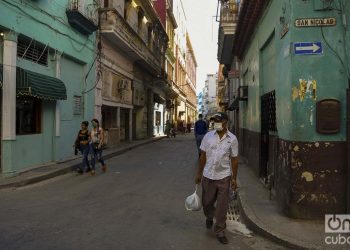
[0, 134, 286, 250]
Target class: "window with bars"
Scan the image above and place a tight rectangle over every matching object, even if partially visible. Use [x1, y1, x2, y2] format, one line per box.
[17, 35, 48, 66]
[261, 90, 277, 132]
[73, 95, 83, 115]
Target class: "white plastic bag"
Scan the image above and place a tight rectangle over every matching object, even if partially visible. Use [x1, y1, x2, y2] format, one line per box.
[185, 185, 202, 211]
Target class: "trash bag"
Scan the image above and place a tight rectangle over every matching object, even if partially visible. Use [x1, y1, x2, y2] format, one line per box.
[185, 185, 202, 211]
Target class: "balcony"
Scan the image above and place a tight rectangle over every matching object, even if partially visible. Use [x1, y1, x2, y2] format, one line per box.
[100, 8, 162, 76]
[219, 96, 229, 107]
[218, 80, 226, 88]
[66, 0, 98, 35]
[217, 0, 238, 65]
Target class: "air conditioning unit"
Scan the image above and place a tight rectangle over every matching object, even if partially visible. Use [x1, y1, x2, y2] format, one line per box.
[118, 79, 128, 90]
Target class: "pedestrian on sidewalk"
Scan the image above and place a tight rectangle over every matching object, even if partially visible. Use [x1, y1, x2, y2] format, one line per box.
[165, 119, 170, 138]
[187, 122, 192, 133]
[90, 119, 107, 175]
[208, 117, 215, 131]
[195, 112, 239, 245]
[194, 114, 208, 157]
[74, 121, 92, 174]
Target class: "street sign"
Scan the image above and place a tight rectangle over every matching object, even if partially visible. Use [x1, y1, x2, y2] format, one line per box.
[294, 42, 323, 55]
[295, 17, 336, 27]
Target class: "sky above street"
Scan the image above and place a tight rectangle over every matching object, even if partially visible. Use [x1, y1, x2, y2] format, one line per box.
[182, 0, 219, 94]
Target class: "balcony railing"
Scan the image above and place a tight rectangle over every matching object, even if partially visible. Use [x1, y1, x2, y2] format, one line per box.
[66, 0, 98, 35]
[217, 1, 238, 65]
[100, 8, 163, 75]
[220, 7, 238, 23]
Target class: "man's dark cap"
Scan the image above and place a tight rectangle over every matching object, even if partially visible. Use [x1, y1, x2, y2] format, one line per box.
[213, 112, 229, 121]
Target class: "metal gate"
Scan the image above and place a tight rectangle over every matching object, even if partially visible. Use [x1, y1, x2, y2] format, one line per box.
[260, 90, 277, 183]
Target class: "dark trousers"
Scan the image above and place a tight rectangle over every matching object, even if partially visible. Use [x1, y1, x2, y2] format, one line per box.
[202, 176, 231, 236]
[90, 144, 105, 170]
[195, 134, 205, 154]
[79, 144, 90, 171]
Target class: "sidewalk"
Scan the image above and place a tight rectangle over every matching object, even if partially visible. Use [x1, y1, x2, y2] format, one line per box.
[237, 162, 347, 250]
[0, 136, 165, 190]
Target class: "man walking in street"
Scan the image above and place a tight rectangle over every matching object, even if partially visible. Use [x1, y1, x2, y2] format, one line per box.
[194, 114, 208, 157]
[195, 112, 239, 245]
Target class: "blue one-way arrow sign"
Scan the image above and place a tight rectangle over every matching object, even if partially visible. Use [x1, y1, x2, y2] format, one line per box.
[294, 42, 323, 55]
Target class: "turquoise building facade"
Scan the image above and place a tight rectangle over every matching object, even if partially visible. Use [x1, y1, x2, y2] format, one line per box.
[221, 0, 350, 218]
[0, 0, 97, 175]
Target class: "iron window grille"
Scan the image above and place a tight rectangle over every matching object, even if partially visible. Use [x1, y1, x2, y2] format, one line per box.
[261, 90, 277, 132]
[17, 35, 48, 66]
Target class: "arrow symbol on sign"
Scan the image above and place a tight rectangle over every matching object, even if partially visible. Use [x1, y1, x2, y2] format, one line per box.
[295, 43, 320, 52]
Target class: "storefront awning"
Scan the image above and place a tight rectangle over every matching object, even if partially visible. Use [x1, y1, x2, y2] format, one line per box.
[17, 67, 67, 100]
[0, 65, 67, 100]
[228, 98, 239, 111]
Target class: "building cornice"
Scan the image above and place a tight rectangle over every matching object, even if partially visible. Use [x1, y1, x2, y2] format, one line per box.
[233, 0, 267, 59]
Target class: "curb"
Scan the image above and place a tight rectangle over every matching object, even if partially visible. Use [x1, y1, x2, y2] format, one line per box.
[0, 136, 165, 190]
[237, 190, 319, 250]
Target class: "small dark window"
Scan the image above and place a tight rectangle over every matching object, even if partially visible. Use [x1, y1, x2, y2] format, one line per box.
[73, 95, 83, 115]
[17, 35, 48, 66]
[16, 96, 42, 135]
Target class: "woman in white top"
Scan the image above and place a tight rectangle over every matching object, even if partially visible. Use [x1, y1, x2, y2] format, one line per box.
[90, 119, 106, 175]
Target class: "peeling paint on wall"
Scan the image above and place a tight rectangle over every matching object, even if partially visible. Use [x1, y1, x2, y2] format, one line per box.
[299, 79, 307, 101]
[292, 79, 317, 102]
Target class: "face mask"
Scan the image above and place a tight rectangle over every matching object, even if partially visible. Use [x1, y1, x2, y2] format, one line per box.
[92, 123, 97, 128]
[214, 122, 223, 131]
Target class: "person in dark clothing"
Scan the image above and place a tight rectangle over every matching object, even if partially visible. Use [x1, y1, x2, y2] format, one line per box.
[194, 114, 208, 156]
[74, 121, 91, 174]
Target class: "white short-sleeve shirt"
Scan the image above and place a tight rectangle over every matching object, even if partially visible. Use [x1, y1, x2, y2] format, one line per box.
[200, 130, 238, 180]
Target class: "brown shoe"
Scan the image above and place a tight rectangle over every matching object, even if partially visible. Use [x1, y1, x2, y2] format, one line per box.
[102, 164, 107, 173]
[90, 170, 96, 176]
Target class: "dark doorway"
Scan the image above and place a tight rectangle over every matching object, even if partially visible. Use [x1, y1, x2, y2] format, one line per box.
[124, 109, 130, 141]
[132, 111, 137, 140]
[260, 90, 277, 183]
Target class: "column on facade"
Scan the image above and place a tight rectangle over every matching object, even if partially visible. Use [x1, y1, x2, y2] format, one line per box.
[55, 53, 62, 137]
[2, 31, 17, 140]
[2, 31, 17, 175]
[117, 106, 121, 141]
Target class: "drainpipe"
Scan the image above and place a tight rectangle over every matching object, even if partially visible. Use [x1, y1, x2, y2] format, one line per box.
[347, 82, 350, 213]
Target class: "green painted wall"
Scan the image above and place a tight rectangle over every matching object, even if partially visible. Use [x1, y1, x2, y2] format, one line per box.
[0, 0, 96, 174]
[58, 56, 95, 161]
[240, 0, 349, 142]
[240, 0, 290, 136]
[290, 0, 348, 142]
